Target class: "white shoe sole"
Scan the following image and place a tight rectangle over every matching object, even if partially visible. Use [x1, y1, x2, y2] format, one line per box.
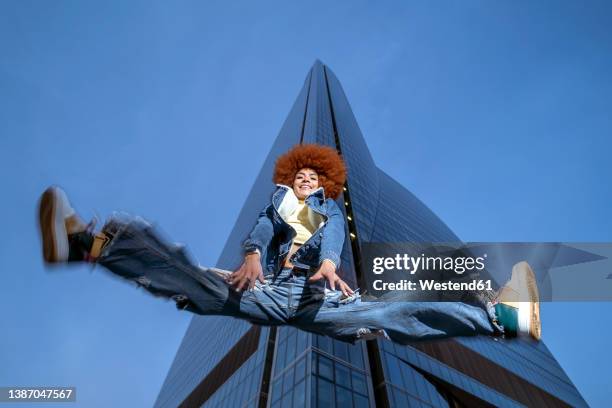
[512, 262, 541, 340]
[39, 186, 75, 263]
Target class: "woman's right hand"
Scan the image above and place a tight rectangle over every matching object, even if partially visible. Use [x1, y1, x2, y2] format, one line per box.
[227, 252, 265, 291]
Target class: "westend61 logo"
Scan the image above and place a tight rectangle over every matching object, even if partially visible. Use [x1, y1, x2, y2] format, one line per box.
[372, 253, 487, 275]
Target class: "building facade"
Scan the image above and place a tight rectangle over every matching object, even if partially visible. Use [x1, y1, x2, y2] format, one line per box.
[154, 62, 587, 408]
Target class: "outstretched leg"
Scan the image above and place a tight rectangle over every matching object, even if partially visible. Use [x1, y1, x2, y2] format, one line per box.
[292, 261, 541, 344]
[293, 289, 497, 344]
[37, 186, 289, 326]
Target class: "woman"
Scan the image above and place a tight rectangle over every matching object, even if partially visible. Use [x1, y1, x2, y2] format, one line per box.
[38, 143, 540, 343]
[228, 143, 354, 297]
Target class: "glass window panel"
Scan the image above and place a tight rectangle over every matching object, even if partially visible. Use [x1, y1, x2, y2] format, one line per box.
[317, 378, 334, 408]
[283, 367, 294, 394]
[276, 340, 287, 372]
[297, 331, 307, 354]
[287, 333, 297, 362]
[389, 342, 398, 356]
[380, 351, 390, 375]
[393, 388, 409, 408]
[318, 355, 334, 381]
[407, 395, 422, 408]
[281, 392, 293, 408]
[424, 378, 441, 406]
[310, 375, 317, 408]
[435, 392, 450, 408]
[317, 335, 332, 354]
[335, 363, 351, 388]
[334, 340, 348, 361]
[352, 371, 367, 395]
[293, 379, 306, 408]
[413, 374, 428, 403]
[386, 385, 397, 408]
[282, 327, 291, 341]
[450, 370, 461, 386]
[386, 355, 403, 386]
[295, 356, 306, 383]
[416, 353, 428, 370]
[248, 374, 255, 398]
[335, 385, 353, 407]
[396, 344, 408, 362]
[271, 379, 282, 402]
[349, 343, 364, 369]
[353, 393, 369, 408]
[401, 364, 416, 393]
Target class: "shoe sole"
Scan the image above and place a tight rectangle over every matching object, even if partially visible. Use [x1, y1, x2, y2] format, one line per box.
[39, 187, 71, 263]
[514, 262, 542, 340]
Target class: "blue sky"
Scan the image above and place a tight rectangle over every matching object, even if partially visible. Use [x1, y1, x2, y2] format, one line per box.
[1, 1, 611, 406]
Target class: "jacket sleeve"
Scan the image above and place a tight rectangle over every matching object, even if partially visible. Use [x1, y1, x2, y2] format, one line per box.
[243, 204, 274, 254]
[319, 199, 345, 269]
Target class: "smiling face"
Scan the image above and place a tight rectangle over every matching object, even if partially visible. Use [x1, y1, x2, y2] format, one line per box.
[292, 168, 319, 200]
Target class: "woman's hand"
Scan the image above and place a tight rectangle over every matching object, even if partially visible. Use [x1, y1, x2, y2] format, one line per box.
[308, 260, 354, 297]
[227, 252, 265, 291]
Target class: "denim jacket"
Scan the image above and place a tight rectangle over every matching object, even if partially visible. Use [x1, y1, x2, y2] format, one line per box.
[243, 185, 345, 275]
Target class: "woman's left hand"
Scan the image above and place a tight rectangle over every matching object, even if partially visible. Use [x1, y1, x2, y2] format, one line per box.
[308, 260, 354, 297]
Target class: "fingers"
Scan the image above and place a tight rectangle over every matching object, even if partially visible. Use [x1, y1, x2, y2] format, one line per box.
[240, 275, 252, 291]
[308, 271, 323, 283]
[226, 272, 238, 285]
[248, 277, 256, 291]
[226, 270, 248, 292]
[310, 270, 352, 295]
[226, 270, 241, 284]
[339, 280, 354, 297]
[226, 266, 266, 292]
[227, 264, 245, 283]
[328, 276, 336, 291]
[227, 274, 241, 289]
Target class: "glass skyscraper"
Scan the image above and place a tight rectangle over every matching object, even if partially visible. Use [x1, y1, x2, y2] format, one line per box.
[154, 61, 587, 408]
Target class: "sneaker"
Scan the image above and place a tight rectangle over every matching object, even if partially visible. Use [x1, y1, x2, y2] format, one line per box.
[495, 261, 541, 340]
[38, 186, 90, 263]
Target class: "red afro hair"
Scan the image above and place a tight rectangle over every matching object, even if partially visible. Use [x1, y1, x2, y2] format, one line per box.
[273, 144, 347, 200]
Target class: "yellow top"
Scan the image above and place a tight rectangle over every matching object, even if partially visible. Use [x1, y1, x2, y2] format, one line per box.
[287, 200, 317, 244]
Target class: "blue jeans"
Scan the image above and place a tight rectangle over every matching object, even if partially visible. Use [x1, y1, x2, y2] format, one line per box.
[97, 215, 496, 344]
